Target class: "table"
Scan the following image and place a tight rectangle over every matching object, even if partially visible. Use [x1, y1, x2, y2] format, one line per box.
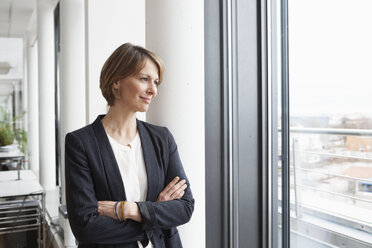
[0, 150, 25, 170]
[0, 170, 45, 247]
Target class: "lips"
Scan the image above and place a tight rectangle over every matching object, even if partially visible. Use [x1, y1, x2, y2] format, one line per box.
[140, 96, 151, 104]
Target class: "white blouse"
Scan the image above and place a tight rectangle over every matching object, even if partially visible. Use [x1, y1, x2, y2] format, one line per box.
[107, 131, 153, 248]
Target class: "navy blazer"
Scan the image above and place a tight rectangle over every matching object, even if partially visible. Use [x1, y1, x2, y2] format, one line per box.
[65, 115, 194, 248]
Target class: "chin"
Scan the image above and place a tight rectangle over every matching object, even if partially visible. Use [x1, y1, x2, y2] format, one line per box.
[137, 107, 149, 112]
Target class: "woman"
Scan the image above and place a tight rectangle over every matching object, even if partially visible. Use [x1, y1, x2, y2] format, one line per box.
[65, 43, 194, 248]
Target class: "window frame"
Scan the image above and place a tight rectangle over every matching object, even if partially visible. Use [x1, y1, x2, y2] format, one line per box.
[205, 0, 269, 247]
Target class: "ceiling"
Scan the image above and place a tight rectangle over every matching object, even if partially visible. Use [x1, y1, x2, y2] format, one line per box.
[0, 0, 35, 38]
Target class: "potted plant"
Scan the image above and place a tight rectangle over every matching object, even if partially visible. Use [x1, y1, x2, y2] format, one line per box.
[0, 121, 15, 147]
[0, 107, 27, 153]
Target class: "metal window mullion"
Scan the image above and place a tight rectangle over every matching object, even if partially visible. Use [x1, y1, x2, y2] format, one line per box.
[260, 0, 269, 247]
[227, 0, 237, 246]
[229, 0, 241, 246]
[268, 0, 280, 246]
[281, 0, 290, 247]
[267, 0, 273, 243]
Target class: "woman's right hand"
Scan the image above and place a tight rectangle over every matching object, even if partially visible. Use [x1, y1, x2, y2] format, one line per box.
[157, 176, 187, 202]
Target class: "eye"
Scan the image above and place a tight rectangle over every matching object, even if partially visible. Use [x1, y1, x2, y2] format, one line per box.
[154, 81, 160, 86]
[140, 77, 148, 82]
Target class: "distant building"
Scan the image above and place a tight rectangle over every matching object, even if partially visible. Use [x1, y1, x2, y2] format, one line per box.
[343, 166, 372, 194]
[345, 136, 372, 152]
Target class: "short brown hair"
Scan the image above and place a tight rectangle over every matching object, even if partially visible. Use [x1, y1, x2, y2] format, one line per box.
[100, 43, 164, 106]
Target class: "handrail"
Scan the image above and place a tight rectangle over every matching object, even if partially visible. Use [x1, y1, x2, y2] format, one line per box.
[296, 184, 372, 204]
[284, 127, 372, 190]
[279, 127, 372, 136]
[278, 181, 372, 205]
[277, 126, 372, 243]
[295, 167, 372, 184]
[293, 149, 372, 161]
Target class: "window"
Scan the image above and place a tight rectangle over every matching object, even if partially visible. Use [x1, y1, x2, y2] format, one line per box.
[273, 0, 372, 247]
[0, 38, 27, 170]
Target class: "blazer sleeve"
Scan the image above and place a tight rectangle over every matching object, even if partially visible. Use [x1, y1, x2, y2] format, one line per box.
[136, 128, 195, 230]
[65, 132, 147, 244]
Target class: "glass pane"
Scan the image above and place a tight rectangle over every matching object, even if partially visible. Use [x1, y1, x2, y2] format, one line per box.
[0, 38, 27, 170]
[288, 0, 372, 247]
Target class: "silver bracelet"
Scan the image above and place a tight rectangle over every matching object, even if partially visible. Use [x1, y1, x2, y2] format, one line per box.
[114, 201, 120, 220]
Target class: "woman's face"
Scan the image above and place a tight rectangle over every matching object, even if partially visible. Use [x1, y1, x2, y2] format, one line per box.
[113, 59, 159, 112]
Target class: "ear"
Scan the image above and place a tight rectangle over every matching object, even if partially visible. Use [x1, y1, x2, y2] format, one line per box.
[113, 80, 120, 90]
[112, 81, 121, 98]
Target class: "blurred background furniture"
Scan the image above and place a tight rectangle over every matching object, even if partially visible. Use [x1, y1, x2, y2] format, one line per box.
[0, 148, 25, 171]
[0, 170, 45, 248]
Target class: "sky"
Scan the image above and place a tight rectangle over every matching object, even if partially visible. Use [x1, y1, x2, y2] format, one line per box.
[288, 0, 372, 117]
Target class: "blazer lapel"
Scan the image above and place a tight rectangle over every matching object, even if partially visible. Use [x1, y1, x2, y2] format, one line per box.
[92, 115, 126, 201]
[137, 119, 160, 202]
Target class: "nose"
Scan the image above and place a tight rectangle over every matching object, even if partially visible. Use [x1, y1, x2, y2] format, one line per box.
[147, 81, 157, 95]
[149, 81, 158, 94]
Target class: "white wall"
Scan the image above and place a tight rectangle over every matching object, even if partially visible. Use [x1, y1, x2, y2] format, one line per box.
[85, 0, 146, 123]
[146, 0, 205, 247]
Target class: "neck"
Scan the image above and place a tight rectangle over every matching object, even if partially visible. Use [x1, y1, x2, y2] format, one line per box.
[101, 105, 137, 139]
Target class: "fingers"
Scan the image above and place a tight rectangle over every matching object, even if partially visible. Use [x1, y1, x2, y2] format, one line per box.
[167, 178, 186, 195]
[157, 177, 188, 202]
[163, 176, 180, 194]
[170, 179, 187, 195]
[98, 203, 104, 215]
[97, 201, 106, 215]
[170, 183, 187, 199]
[97, 201, 115, 217]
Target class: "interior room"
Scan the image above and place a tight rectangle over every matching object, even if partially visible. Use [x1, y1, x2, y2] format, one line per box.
[0, 0, 371, 247]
